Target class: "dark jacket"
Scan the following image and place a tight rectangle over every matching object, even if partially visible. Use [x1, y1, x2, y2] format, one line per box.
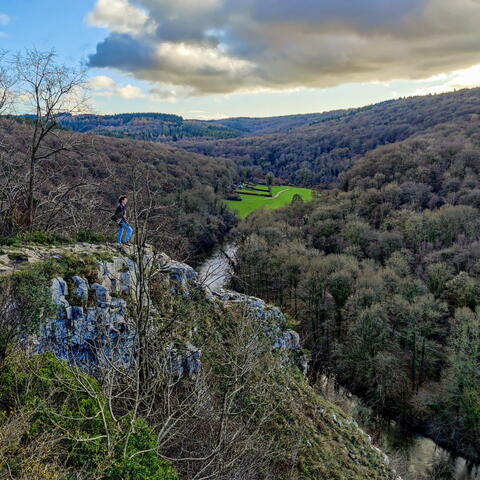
[114, 203, 127, 223]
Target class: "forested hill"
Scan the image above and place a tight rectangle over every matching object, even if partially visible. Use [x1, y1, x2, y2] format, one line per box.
[57, 110, 339, 142]
[58, 112, 243, 141]
[229, 114, 480, 462]
[57, 89, 480, 188]
[175, 88, 480, 185]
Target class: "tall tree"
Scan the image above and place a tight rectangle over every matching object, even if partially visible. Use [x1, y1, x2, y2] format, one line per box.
[265, 171, 274, 196]
[14, 48, 87, 229]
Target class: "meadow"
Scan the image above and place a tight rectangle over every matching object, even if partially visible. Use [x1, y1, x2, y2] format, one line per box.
[226, 184, 313, 218]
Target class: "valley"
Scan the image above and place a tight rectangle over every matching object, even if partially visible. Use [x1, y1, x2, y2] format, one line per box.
[2, 58, 480, 479]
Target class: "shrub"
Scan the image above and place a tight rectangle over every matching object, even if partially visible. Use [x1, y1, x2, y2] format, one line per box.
[7, 252, 28, 262]
[21, 231, 74, 245]
[0, 352, 178, 480]
[76, 230, 108, 243]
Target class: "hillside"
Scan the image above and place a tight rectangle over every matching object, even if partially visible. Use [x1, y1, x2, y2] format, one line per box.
[59, 112, 339, 142]
[0, 242, 397, 480]
[195, 110, 348, 137]
[175, 88, 480, 185]
[57, 112, 244, 141]
[57, 111, 337, 142]
[229, 116, 480, 464]
[0, 117, 238, 258]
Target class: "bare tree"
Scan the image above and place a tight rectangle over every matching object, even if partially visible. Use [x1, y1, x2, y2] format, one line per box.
[0, 50, 14, 115]
[14, 48, 87, 229]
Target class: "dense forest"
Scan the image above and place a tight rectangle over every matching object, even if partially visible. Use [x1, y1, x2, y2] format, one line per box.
[0, 117, 238, 259]
[230, 117, 480, 461]
[177, 89, 480, 185]
[58, 112, 244, 141]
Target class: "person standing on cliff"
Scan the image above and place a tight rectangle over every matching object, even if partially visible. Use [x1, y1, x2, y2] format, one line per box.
[112, 195, 133, 247]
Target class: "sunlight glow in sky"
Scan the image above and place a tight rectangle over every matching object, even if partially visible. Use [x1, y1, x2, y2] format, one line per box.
[1, 0, 480, 119]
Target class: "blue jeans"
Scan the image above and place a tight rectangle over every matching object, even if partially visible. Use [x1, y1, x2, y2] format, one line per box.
[117, 221, 133, 244]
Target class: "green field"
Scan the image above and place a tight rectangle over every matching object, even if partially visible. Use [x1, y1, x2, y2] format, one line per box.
[227, 184, 314, 218]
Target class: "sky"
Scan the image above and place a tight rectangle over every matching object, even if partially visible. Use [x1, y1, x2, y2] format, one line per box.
[1, 0, 480, 119]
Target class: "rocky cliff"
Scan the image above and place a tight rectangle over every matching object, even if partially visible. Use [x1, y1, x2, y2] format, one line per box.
[16, 244, 305, 376]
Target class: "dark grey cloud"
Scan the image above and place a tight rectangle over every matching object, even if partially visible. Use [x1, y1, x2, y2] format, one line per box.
[87, 0, 480, 95]
[155, 19, 211, 43]
[250, 0, 423, 30]
[88, 33, 155, 70]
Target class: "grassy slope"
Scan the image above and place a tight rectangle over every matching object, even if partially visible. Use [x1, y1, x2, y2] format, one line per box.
[227, 185, 313, 218]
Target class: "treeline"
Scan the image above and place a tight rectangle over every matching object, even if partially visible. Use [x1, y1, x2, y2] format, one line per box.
[58, 112, 244, 141]
[176, 88, 480, 185]
[230, 120, 480, 461]
[203, 110, 349, 136]
[58, 111, 345, 143]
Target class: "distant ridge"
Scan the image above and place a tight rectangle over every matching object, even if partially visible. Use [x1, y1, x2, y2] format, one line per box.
[174, 87, 480, 185]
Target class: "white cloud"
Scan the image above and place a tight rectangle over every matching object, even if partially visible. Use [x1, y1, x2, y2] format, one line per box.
[115, 84, 145, 99]
[86, 0, 155, 36]
[155, 41, 254, 77]
[88, 75, 144, 99]
[0, 13, 10, 26]
[414, 64, 480, 95]
[88, 75, 116, 90]
[89, 74, 179, 102]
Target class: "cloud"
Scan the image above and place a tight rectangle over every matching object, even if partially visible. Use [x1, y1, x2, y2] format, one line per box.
[86, 0, 480, 95]
[116, 84, 145, 99]
[86, 0, 154, 35]
[88, 74, 177, 102]
[88, 75, 116, 90]
[88, 33, 155, 70]
[149, 86, 177, 103]
[414, 64, 480, 95]
[0, 13, 10, 26]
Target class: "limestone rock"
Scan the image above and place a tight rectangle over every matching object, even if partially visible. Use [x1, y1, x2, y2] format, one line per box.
[170, 343, 202, 378]
[159, 253, 198, 285]
[35, 248, 302, 378]
[91, 283, 111, 308]
[51, 277, 69, 308]
[72, 276, 89, 301]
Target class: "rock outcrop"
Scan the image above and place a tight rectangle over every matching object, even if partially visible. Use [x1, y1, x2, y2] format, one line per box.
[30, 245, 304, 375]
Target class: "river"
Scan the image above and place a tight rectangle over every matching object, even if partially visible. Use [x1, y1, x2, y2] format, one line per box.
[197, 243, 237, 290]
[198, 243, 480, 480]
